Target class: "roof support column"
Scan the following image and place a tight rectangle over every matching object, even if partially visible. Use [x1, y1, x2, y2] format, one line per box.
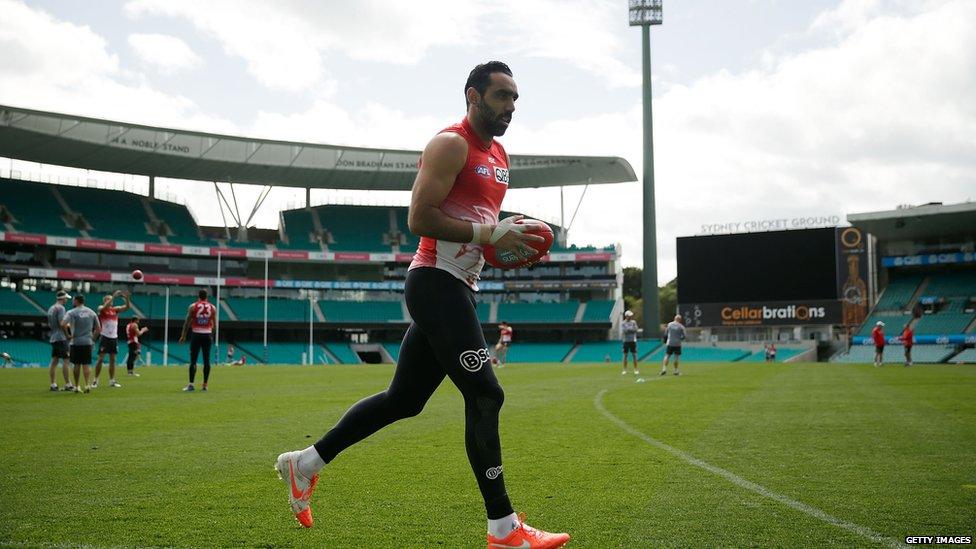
[149, 175, 155, 199]
[306, 187, 311, 208]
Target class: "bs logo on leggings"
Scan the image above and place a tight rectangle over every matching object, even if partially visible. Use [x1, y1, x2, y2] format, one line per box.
[459, 348, 490, 372]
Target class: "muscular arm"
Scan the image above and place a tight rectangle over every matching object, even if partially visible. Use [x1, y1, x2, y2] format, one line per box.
[407, 133, 479, 243]
[179, 306, 193, 343]
[115, 291, 131, 313]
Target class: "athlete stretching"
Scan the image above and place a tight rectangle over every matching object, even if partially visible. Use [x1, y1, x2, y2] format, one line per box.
[275, 61, 570, 548]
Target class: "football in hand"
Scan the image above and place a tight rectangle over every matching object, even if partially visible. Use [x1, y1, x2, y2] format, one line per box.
[483, 219, 554, 269]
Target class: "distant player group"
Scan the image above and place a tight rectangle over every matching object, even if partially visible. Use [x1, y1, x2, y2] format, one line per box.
[44, 287, 219, 393]
[47, 289, 147, 392]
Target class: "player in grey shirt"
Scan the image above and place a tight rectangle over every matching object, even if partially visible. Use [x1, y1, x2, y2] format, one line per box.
[61, 295, 100, 393]
[620, 310, 641, 375]
[46, 290, 74, 391]
[661, 314, 685, 376]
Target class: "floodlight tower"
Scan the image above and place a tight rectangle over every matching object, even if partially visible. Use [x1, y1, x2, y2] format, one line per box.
[629, 0, 662, 330]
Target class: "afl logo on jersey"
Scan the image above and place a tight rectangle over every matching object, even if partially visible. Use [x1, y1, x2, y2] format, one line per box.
[494, 167, 509, 185]
[474, 164, 490, 178]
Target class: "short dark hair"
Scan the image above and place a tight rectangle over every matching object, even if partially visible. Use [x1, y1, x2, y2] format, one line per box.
[464, 61, 512, 108]
[74, 295, 84, 304]
[199, 289, 208, 300]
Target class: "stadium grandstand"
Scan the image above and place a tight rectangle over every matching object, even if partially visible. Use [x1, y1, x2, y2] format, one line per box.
[0, 105, 635, 367]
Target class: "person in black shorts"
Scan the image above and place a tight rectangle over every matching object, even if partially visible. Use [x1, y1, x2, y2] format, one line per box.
[273, 62, 569, 547]
[661, 314, 685, 376]
[61, 295, 100, 393]
[47, 290, 73, 391]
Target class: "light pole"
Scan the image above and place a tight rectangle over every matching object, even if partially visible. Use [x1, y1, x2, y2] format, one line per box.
[629, 0, 662, 331]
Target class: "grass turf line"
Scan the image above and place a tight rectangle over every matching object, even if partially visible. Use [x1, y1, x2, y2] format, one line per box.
[0, 362, 973, 548]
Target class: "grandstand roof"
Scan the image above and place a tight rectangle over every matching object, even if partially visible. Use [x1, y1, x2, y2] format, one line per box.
[0, 105, 636, 190]
[847, 201, 976, 241]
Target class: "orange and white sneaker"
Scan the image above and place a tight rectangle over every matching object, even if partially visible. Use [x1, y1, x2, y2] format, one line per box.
[486, 513, 570, 549]
[274, 451, 320, 528]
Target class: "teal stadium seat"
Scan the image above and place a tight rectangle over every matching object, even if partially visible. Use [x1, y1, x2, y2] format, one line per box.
[952, 348, 976, 363]
[235, 341, 329, 364]
[0, 338, 51, 366]
[0, 290, 45, 315]
[382, 342, 401, 363]
[504, 342, 573, 363]
[914, 313, 974, 335]
[497, 301, 578, 323]
[740, 348, 806, 362]
[571, 339, 662, 363]
[874, 275, 924, 311]
[643, 346, 751, 362]
[324, 343, 361, 364]
[280, 209, 322, 250]
[832, 344, 954, 364]
[131, 294, 199, 320]
[150, 199, 205, 245]
[318, 206, 392, 252]
[393, 208, 419, 251]
[925, 271, 976, 298]
[319, 300, 403, 323]
[56, 186, 154, 242]
[0, 180, 80, 236]
[225, 297, 312, 322]
[476, 302, 491, 323]
[581, 300, 614, 322]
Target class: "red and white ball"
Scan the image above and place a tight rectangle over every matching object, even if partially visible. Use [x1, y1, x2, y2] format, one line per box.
[131, 269, 144, 281]
[483, 219, 554, 269]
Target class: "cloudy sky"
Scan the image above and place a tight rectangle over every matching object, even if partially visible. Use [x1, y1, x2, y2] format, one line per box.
[1, 0, 974, 283]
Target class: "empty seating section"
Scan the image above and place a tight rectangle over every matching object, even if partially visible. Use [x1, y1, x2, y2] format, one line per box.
[914, 313, 974, 335]
[0, 339, 50, 366]
[952, 348, 976, 363]
[504, 342, 573, 363]
[56, 186, 153, 242]
[0, 179, 79, 236]
[319, 300, 403, 322]
[131, 294, 198, 319]
[393, 208, 418, 250]
[581, 300, 614, 322]
[477, 302, 491, 323]
[226, 297, 310, 322]
[383, 343, 401, 362]
[325, 343, 361, 364]
[280, 209, 321, 249]
[644, 346, 751, 362]
[875, 275, 923, 311]
[0, 290, 44, 315]
[150, 199, 203, 244]
[497, 301, 578, 323]
[318, 206, 391, 252]
[857, 311, 908, 336]
[925, 272, 976, 299]
[234, 341, 328, 364]
[740, 348, 806, 362]
[833, 344, 954, 364]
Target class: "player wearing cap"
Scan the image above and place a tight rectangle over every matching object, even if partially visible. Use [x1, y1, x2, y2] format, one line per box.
[60, 295, 100, 393]
[620, 310, 640, 375]
[93, 290, 131, 388]
[661, 314, 685, 376]
[46, 290, 74, 391]
[871, 321, 885, 367]
[179, 289, 217, 392]
[273, 61, 569, 549]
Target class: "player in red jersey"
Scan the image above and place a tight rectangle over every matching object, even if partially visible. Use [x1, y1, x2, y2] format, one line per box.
[496, 321, 513, 367]
[871, 321, 885, 366]
[901, 323, 914, 367]
[179, 289, 216, 392]
[125, 316, 148, 376]
[274, 62, 569, 548]
[93, 290, 131, 388]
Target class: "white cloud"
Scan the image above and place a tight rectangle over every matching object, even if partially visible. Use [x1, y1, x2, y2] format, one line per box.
[128, 33, 202, 74]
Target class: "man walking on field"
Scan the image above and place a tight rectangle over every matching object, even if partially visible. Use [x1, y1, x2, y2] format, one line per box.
[274, 61, 570, 548]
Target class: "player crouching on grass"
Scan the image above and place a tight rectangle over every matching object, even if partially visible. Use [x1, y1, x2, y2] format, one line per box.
[273, 61, 570, 549]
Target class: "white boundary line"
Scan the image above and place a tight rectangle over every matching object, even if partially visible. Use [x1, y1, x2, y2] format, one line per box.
[595, 388, 907, 549]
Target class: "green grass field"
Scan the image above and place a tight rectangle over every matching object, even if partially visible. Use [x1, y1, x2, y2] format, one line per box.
[1, 362, 974, 548]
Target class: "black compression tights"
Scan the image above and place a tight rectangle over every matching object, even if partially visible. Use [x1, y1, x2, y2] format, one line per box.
[314, 267, 513, 519]
[189, 333, 212, 383]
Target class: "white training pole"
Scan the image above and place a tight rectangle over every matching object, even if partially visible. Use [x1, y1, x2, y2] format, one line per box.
[215, 252, 221, 362]
[263, 255, 269, 362]
[163, 286, 169, 366]
[308, 295, 313, 365]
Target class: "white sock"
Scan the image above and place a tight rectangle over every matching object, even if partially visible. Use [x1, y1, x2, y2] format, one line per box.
[51, 383, 57, 388]
[297, 445, 325, 478]
[488, 512, 519, 538]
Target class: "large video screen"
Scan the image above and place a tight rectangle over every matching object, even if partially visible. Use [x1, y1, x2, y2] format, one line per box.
[677, 228, 838, 303]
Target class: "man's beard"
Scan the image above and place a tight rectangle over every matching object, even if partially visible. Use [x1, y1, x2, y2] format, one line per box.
[477, 101, 510, 137]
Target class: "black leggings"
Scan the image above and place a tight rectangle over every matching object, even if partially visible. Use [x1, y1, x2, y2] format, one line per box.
[189, 333, 212, 383]
[314, 267, 512, 518]
[126, 343, 139, 371]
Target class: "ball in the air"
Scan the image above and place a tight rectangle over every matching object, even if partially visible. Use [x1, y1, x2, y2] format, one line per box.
[483, 219, 554, 269]
[131, 269, 143, 281]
